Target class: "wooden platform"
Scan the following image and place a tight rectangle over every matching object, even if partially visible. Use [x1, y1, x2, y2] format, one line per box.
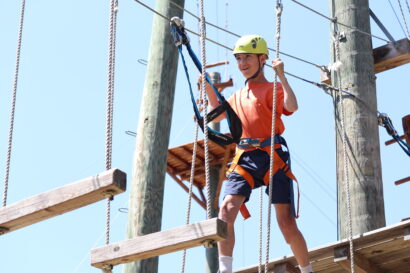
[321, 38, 410, 84]
[167, 139, 235, 209]
[0, 169, 126, 235]
[235, 219, 410, 273]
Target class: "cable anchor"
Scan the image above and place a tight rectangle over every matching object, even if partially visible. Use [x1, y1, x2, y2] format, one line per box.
[170, 16, 189, 46]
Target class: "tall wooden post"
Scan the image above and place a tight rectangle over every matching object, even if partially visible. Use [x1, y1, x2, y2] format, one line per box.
[206, 72, 221, 273]
[330, 0, 386, 239]
[124, 1, 185, 273]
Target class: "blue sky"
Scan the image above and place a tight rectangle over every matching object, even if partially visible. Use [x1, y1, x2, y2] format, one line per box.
[1, 1, 409, 273]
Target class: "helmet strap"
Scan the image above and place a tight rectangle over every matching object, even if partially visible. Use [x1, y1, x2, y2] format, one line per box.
[244, 56, 264, 85]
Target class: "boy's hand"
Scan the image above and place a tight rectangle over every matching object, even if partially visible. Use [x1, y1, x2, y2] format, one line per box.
[197, 73, 210, 90]
[272, 58, 285, 78]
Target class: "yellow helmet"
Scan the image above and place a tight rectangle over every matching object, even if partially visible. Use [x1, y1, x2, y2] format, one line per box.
[232, 35, 269, 57]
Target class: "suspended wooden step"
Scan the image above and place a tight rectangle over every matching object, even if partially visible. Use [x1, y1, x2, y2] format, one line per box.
[321, 37, 410, 84]
[90, 217, 227, 269]
[0, 168, 126, 235]
[235, 219, 410, 273]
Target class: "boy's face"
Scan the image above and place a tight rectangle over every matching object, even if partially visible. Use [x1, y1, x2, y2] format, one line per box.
[235, 53, 266, 79]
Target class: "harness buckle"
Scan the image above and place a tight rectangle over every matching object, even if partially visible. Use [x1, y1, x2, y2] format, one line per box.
[239, 138, 261, 148]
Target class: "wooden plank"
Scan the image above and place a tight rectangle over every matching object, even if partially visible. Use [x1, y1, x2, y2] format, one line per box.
[321, 38, 410, 84]
[334, 246, 384, 273]
[0, 169, 126, 235]
[404, 227, 410, 241]
[235, 220, 410, 273]
[272, 262, 299, 273]
[384, 135, 406, 146]
[374, 38, 410, 73]
[395, 176, 410, 185]
[90, 218, 228, 269]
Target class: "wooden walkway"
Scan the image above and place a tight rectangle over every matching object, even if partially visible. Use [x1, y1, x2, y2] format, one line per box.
[235, 219, 410, 273]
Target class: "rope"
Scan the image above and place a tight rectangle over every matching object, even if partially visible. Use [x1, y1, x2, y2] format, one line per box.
[102, 1, 118, 272]
[258, 187, 263, 273]
[388, 0, 408, 38]
[3, 0, 26, 207]
[140, 0, 322, 69]
[198, 0, 212, 220]
[397, 0, 410, 39]
[290, 0, 390, 43]
[180, 122, 200, 273]
[133, 0, 374, 107]
[407, 0, 410, 15]
[265, 2, 283, 272]
[333, 32, 355, 273]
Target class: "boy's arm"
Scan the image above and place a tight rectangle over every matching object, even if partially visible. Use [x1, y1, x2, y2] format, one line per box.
[197, 75, 227, 122]
[272, 59, 298, 113]
[198, 74, 220, 109]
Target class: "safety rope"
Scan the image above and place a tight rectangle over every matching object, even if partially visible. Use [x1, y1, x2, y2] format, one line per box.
[290, 0, 390, 43]
[388, 0, 408, 38]
[333, 30, 355, 273]
[378, 113, 410, 156]
[397, 0, 410, 39]
[140, 0, 322, 69]
[180, 122, 200, 273]
[198, 0, 212, 220]
[3, 0, 26, 207]
[406, 0, 410, 15]
[102, 0, 118, 272]
[265, 2, 283, 272]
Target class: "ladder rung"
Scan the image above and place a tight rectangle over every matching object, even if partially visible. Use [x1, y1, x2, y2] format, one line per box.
[90, 218, 227, 269]
[0, 168, 126, 235]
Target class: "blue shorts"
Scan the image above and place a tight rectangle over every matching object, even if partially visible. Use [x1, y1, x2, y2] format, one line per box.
[224, 148, 296, 215]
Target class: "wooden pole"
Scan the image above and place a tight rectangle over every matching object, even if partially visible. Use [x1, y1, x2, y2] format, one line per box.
[330, 0, 386, 239]
[124, 1, 185, 273]
[206, 71, 222, 273]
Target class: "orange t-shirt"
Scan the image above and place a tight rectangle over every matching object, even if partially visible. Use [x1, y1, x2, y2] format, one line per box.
[228, 81, 293, 139]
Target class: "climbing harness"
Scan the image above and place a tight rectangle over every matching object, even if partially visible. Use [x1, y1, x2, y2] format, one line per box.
[225, 135, 300, 220]
[378, 113, 410, 156]
[170, 17, 242, 146]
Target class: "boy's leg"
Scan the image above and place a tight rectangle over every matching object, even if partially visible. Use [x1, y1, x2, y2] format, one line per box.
[274, 204, 311, 268]
[218, 194, 246, 272]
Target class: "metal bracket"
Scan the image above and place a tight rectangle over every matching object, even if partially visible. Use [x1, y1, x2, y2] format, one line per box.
[202, 239, 216, 248]
[102, 189, 117, 201]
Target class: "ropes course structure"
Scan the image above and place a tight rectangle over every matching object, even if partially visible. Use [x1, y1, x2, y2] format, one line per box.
[134, 0, 410, 159]
[2, 0, 410, 272]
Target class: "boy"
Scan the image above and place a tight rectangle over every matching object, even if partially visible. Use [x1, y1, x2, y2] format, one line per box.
[203, 35, 313, 273]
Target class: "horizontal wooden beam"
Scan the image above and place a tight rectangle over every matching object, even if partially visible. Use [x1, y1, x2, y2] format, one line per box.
[90, 218, 227, 269]
[0, 169, 126, 235]
[321, 38, 410, 84]
[374, 38, 410, 73]
[395, 176, 410, 186]
[235, 219, 410, 273]
[334, 245, 384, 273]
[272, 262, 299, 273]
